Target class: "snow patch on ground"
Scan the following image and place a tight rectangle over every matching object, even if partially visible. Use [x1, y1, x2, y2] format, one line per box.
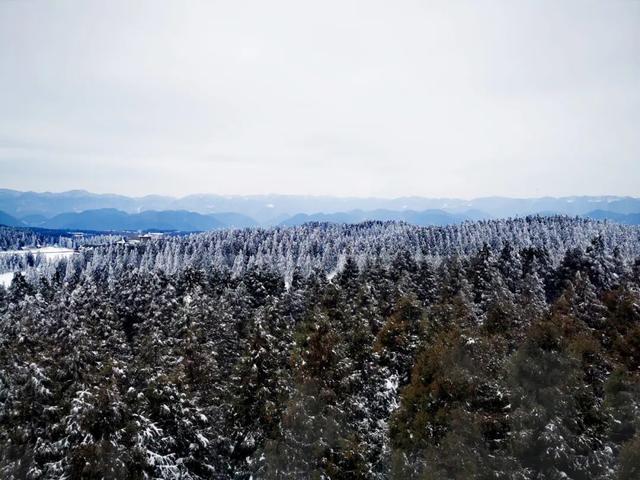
[0, 247, 76, 288]
[0, 246, 76, 261]
[0, 271, 15, 288]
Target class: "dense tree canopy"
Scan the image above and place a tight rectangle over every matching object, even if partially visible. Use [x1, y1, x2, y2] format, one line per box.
[1, 217, 639, 479]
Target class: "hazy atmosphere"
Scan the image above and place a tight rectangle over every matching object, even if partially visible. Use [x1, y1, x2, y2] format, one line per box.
[3, 3, 640, 479]
[1, 0, 639, 198]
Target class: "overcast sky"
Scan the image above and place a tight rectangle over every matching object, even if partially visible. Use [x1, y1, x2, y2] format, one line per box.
[0, 0, 639, 198]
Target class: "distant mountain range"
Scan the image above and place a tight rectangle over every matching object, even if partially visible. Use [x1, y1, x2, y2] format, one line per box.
[0, 208, 257, 232]
[0, 189, 639, 231]
[279, 209, 490, 227]
[44, 209, 258, 231]
[0, 207, 489, 231]
[2, 189, 640, 224]
[0, 210, 25, 228]
[584, 210, 640, 225]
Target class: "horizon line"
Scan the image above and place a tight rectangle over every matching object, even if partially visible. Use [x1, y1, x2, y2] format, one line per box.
[1, 187, 638, 202]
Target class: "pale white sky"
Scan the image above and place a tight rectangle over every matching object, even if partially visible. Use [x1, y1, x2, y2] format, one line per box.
[1, 0, 639, 198]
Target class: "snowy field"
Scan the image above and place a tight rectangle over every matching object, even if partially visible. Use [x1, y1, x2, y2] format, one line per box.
[0, 246, 76, 260]
[0, 247, 77, 288]
[0, 271, 15, 288]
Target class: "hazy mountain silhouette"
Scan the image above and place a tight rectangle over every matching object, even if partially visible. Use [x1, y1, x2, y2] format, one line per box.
[0, 210, 25, 227]
[34, 209, 256, 232]
[2, 189, 640, 224]
[585, 210, 640, 225]
[279, 209, 489, 227]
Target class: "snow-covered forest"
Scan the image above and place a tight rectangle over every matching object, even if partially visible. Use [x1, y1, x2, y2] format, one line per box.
[1, 216, 639, 479]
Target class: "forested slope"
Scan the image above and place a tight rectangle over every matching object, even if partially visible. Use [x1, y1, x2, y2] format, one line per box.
[1, 216, 639, 479]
